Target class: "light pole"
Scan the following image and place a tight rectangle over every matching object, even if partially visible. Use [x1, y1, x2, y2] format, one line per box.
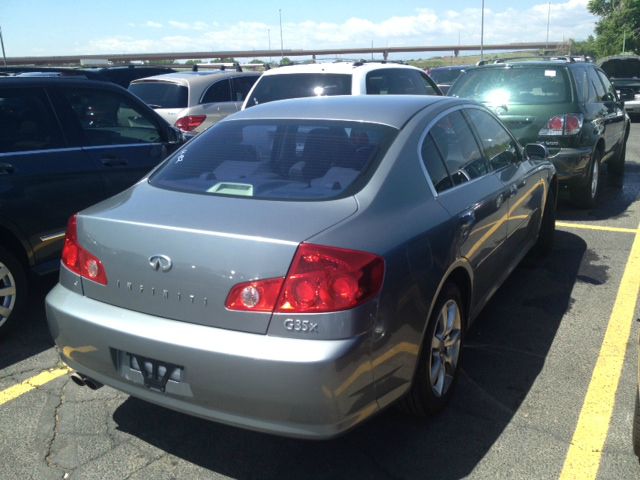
[480, 0, 485, 61]
[546, 2, 551, 50]
[268, 29, 272, 64]
[279, 9, 284, 61]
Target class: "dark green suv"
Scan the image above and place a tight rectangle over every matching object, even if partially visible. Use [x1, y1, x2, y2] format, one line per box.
[448, 59, 630, 207]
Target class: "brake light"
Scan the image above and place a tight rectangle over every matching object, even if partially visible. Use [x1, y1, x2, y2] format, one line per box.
[175, 115, 206, 132]
[61, 215, 108, 285]
[539, 113, 583, 136]
[225, 244, 384, 313]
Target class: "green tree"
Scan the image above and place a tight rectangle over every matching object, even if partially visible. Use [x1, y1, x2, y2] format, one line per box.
[279, 57, 293, 66]
[588, 0, 640, 56]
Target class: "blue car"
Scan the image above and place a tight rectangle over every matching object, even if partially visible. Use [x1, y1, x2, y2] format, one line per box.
[46, 95, 556, 439]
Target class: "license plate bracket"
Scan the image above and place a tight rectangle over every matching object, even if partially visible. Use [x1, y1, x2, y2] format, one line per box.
[129, 354, 183, 392]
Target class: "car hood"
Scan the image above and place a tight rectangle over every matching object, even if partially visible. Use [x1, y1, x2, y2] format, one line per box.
[600, 57, 640, 80]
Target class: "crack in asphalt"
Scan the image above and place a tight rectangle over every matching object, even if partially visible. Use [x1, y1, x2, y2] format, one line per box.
[44, 378, 68, 470]
[122, 452, 170, 480]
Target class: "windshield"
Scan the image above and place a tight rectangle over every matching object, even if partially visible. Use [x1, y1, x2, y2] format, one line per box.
[429, 68, 465, 85]
[450, 66, 572, 105]
[245, 73, 352, 108]
[129, 81, 188, 109]
[150, 119, 397, 200]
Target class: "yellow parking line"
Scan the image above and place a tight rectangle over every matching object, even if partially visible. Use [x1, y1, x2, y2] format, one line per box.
[556, 221, 639, 234]
[0, 367, 70, 407]
[559, 220, 640, 480]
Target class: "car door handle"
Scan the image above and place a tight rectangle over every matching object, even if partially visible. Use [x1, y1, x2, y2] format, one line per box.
[0, 163, 14, 175]
[100, 158, 128, 167]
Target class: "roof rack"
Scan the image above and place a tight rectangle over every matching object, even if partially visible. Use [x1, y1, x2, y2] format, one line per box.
[476, 54, 591, 67]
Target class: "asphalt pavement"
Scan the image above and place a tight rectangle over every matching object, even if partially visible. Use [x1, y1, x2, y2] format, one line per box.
[1, 124, 640, 480]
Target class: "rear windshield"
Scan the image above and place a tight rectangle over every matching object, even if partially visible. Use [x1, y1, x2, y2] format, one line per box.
[450, 66, 572, 105]
[150, 119, 397, 200]
[129, 81, 188, 109]
[245, 73, 351, 108]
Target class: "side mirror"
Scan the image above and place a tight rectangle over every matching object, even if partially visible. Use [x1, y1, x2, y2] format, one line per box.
[525, 143, 548, 160]
[167, 126, 186, 144]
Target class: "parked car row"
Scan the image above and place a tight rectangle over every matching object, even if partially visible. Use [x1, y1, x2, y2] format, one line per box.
[0, 55, 633, 443]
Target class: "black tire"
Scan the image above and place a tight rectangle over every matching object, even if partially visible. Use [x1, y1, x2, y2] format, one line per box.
[633, 390, 640, 459]
[535, 187, 556, 255]
[400, 283, 465, 416]
[0, 246, 27, 336]
[608, 138, 626, 177]
[571, 149, 601, 209]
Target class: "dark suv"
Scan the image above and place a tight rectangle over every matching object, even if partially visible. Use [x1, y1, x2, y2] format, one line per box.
[0, 77, 184, 333]
[449, 59, 630, 207]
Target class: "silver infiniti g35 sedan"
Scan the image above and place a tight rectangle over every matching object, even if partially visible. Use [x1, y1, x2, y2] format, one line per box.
[46, 95, 557, 439]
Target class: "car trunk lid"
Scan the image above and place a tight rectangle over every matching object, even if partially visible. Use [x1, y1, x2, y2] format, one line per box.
[76, 183, 358, 334]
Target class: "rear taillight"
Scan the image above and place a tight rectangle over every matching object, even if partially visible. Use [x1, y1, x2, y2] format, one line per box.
[175, 115, 206, 132]
[225, 244, 384, 313]
[539, 113, 583, 136]
[61, 214, 108, 285]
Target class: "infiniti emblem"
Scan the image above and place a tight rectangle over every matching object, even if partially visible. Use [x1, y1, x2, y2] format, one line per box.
[149, 255, 172, 272]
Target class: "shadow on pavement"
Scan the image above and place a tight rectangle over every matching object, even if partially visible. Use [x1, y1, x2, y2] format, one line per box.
[112, 230, 588, 480]
[0, 275, 57, 370]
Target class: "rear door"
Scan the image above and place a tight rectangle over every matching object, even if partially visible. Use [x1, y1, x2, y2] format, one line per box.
[594, 67, 626, 153]
[52, 86, 170, 196]
[196, 79, 238, 130]
[422, 109, 510, 305]
[0, 86, 106, 267]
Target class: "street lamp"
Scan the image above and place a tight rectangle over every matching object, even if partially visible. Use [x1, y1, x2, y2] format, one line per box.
[480, 0, 485, 61]
[279, 9, 284, 61]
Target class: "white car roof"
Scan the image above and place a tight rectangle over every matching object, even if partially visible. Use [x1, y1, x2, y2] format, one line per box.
[259, 62, 424, 77]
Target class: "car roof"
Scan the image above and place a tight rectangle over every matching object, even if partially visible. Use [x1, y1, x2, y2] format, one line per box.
[228, 94, 465, 129]
[131, 70, 260, 87]
[0, 76, 128, 91]
[259, 62, 424, 77]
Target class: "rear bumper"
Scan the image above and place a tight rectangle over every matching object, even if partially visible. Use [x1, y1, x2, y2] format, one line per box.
[624, 99, 640, 115]
[548, 146, 593, 185]
[45, 284, 378, 439]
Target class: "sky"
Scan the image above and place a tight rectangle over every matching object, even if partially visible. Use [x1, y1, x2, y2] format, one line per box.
[1, 0, 597, 60]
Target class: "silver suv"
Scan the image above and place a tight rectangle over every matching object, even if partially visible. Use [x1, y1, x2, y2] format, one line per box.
[242, 61, 441, 109]
[130, 70, 260, 134]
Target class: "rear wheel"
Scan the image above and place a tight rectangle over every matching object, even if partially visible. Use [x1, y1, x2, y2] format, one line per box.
[0, 246, 27, 336]
[401, 283, 464, 416]
[571, 149, 601, 209]
[634, 391, 640, 459]
[535, 187, 556, 255]
[608, 138, 626, 177]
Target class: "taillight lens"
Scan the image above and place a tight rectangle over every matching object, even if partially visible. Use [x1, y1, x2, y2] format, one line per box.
[175, 115, 206, 132]
[225, 244, 384, 313]
[61, 215, 108, 285]
[539, 113, 583, 136]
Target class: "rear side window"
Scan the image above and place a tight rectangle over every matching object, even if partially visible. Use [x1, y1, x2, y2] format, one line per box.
[587, 68, 606, 101]
[450, 66, 571, 104]
[421, 133, 453, 193]
[366, 69, 439, 95]
[0, 88, 64, 153]
[128, 82, 188, 109]
[572, 68, 589, 103]
[428, 111, 488, 186]
[201, 79, 232, 104]
[150, 120, 397, 200]
[62, 89, 162, 146]
[245, 74, 351, 108]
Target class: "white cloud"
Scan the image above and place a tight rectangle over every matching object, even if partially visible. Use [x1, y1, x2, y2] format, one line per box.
[78, 3, 596, 57]
[144, 21, 163, 28]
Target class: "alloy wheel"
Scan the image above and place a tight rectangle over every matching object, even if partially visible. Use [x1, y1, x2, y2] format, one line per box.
[429, 298, 462, 397]
[0, 261, 17, 328]
[590, 157, 599, 199]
